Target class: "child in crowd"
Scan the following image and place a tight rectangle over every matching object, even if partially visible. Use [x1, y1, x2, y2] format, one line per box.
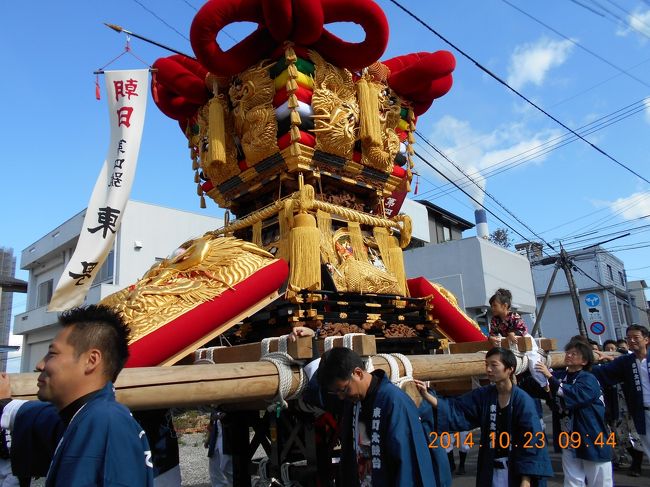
[488, 288, 548, 388]
[488, 288, 529, 348]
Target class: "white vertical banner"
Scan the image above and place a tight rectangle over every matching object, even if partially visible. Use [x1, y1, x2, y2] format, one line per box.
[49, 69, 149, 311]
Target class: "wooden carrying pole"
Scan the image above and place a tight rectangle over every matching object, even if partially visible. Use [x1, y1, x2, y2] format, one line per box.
[8, 352, 570, 410]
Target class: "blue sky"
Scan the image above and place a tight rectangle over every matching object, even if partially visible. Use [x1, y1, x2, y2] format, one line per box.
[2, 0, 650, 366]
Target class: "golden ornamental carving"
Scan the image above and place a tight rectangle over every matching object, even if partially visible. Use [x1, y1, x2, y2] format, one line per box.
[100, 236, 278, 343]
[328, 229, 400, 294]
[361, 79, 401, 172]
[310, 51, 359, 159]
[228, 61, 279, 165]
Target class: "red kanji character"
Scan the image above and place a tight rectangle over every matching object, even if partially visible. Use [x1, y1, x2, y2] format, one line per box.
[117, 107, 134, 128]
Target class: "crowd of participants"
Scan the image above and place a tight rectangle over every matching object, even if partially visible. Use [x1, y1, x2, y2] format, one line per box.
[0, 293, 647, 486]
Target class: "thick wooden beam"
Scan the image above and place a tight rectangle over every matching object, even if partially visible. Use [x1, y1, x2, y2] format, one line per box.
[448, 337, 557, 354]
[7, 349, 568, 410]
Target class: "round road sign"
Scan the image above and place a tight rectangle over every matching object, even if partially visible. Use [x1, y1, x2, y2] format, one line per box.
[590, 321, 606, 335]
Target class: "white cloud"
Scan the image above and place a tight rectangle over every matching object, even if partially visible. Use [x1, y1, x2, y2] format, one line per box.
[644, 97, 650, 124]
[617, 8, 650, 42]
[425, 116, 561, 207]
[607, 192, 650, 220]
[507, 38, 574, 90]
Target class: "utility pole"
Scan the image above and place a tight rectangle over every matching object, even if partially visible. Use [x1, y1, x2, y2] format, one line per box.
[560, 247, 588, 337]
[530, 246, 588, 338]
[531, 259, 560, 337]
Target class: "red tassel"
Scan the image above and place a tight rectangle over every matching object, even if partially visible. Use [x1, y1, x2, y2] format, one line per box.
[95, 75, 101, 101]
[414, 174, 419, 195]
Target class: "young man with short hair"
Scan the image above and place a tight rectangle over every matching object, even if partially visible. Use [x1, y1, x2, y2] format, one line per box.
[593, 324, 650, 462]
[533, 340, 613, 486]
[317, 347, 438, 486]
[0, 305, 154, 486]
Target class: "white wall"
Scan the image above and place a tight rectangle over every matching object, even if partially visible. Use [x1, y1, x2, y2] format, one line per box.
[404, 237, 537, 318]
[15, 200, 223, 372]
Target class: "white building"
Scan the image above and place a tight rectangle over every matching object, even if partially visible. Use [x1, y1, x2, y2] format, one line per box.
[13, 200, 223, 372]
[625, 279, 649, 329]
[530, 246, 632, 347]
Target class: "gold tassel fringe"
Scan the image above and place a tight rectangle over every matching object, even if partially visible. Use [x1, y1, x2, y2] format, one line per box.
[208, 96, 227, 165]
[388, 235, 408, 296]
[347, 221, 368, 261]
[357, 76, 381, 146]
[317, 210, 336, 264]
[252, 220, 263, 247]
[277, 201, 292, 263]
[373, 226, 392, 271]
[289, 212, 322, 290]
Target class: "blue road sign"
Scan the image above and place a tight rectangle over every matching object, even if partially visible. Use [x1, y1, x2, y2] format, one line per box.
[590, 321, 606, 335]
[585, 293, 600, 308]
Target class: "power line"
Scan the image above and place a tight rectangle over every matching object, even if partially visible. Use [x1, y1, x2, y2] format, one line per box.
[386, 0, 650, 185]
[572, 262, 649, 314]
[415, 130, 557, 251]
[502, 0, 650, 89]
[131, 0, 190, 42]
[415, 151, 551, 247]
[175, 0, 239, 44]
[417, 98, 648, 201]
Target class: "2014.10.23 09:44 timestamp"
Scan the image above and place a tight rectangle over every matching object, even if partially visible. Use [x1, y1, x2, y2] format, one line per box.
[429, 431, 616, 449]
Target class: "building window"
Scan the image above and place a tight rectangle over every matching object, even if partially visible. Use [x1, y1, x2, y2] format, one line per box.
[442, 225, 452, 242]
[606, 264, 613, 280]
[37, 279, 53, 307]
[618, 271, 625, 286]
[94, 250, 114, 284]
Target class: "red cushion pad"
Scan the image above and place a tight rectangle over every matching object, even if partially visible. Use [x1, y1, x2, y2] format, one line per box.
[407, 277, 486, 342]
[126, 259, 289, 367]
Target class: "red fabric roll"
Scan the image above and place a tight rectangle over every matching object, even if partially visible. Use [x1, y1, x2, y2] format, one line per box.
[383, 51, 456, 116]
[272, 85, 313, 107]
[126, 259, 289, 367]
[201, 180, 215, 192]
[312, 0, 389, 71]
[277, 130, 316, 149]
[152, 55, 210, 121]
[190, 0, 276, 77]
[407, 277, 486, 343]
[261, 0, 293, 43]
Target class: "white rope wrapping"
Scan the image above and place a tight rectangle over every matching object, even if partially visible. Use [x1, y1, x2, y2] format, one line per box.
[512, 349, 529, 376]
[260, 335, 306, 412]
[342, 333, 366, 349]
[261, 336, 289, 356]
[376, 353, 400, 383]
[391, 353, 415, 387]
[324, 336, 337, 352]
[194, 346, 225, 364]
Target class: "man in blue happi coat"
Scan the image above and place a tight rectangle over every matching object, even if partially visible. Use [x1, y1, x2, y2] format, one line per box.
[0, 305, 154, 486]
[523, 339, 613, 486]
[592, 324, 650, 460]
[416, 347, 553, 487]
[317, 347, 437, 487]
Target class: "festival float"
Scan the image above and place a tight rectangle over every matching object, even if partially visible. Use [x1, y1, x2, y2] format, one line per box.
[10, 0, 563, 484]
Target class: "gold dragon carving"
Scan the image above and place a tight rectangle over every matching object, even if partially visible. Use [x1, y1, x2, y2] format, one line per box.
[328, 231, 400, 294]
[361, 79, 402, 173]
[228, 61, 279, 166]
[197, 101, 240, 185]
[310, 51, 359, 160]
[100, 236, 278, 343]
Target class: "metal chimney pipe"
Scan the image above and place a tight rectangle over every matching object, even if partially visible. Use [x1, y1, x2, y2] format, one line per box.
[474, 209, 489, 239]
